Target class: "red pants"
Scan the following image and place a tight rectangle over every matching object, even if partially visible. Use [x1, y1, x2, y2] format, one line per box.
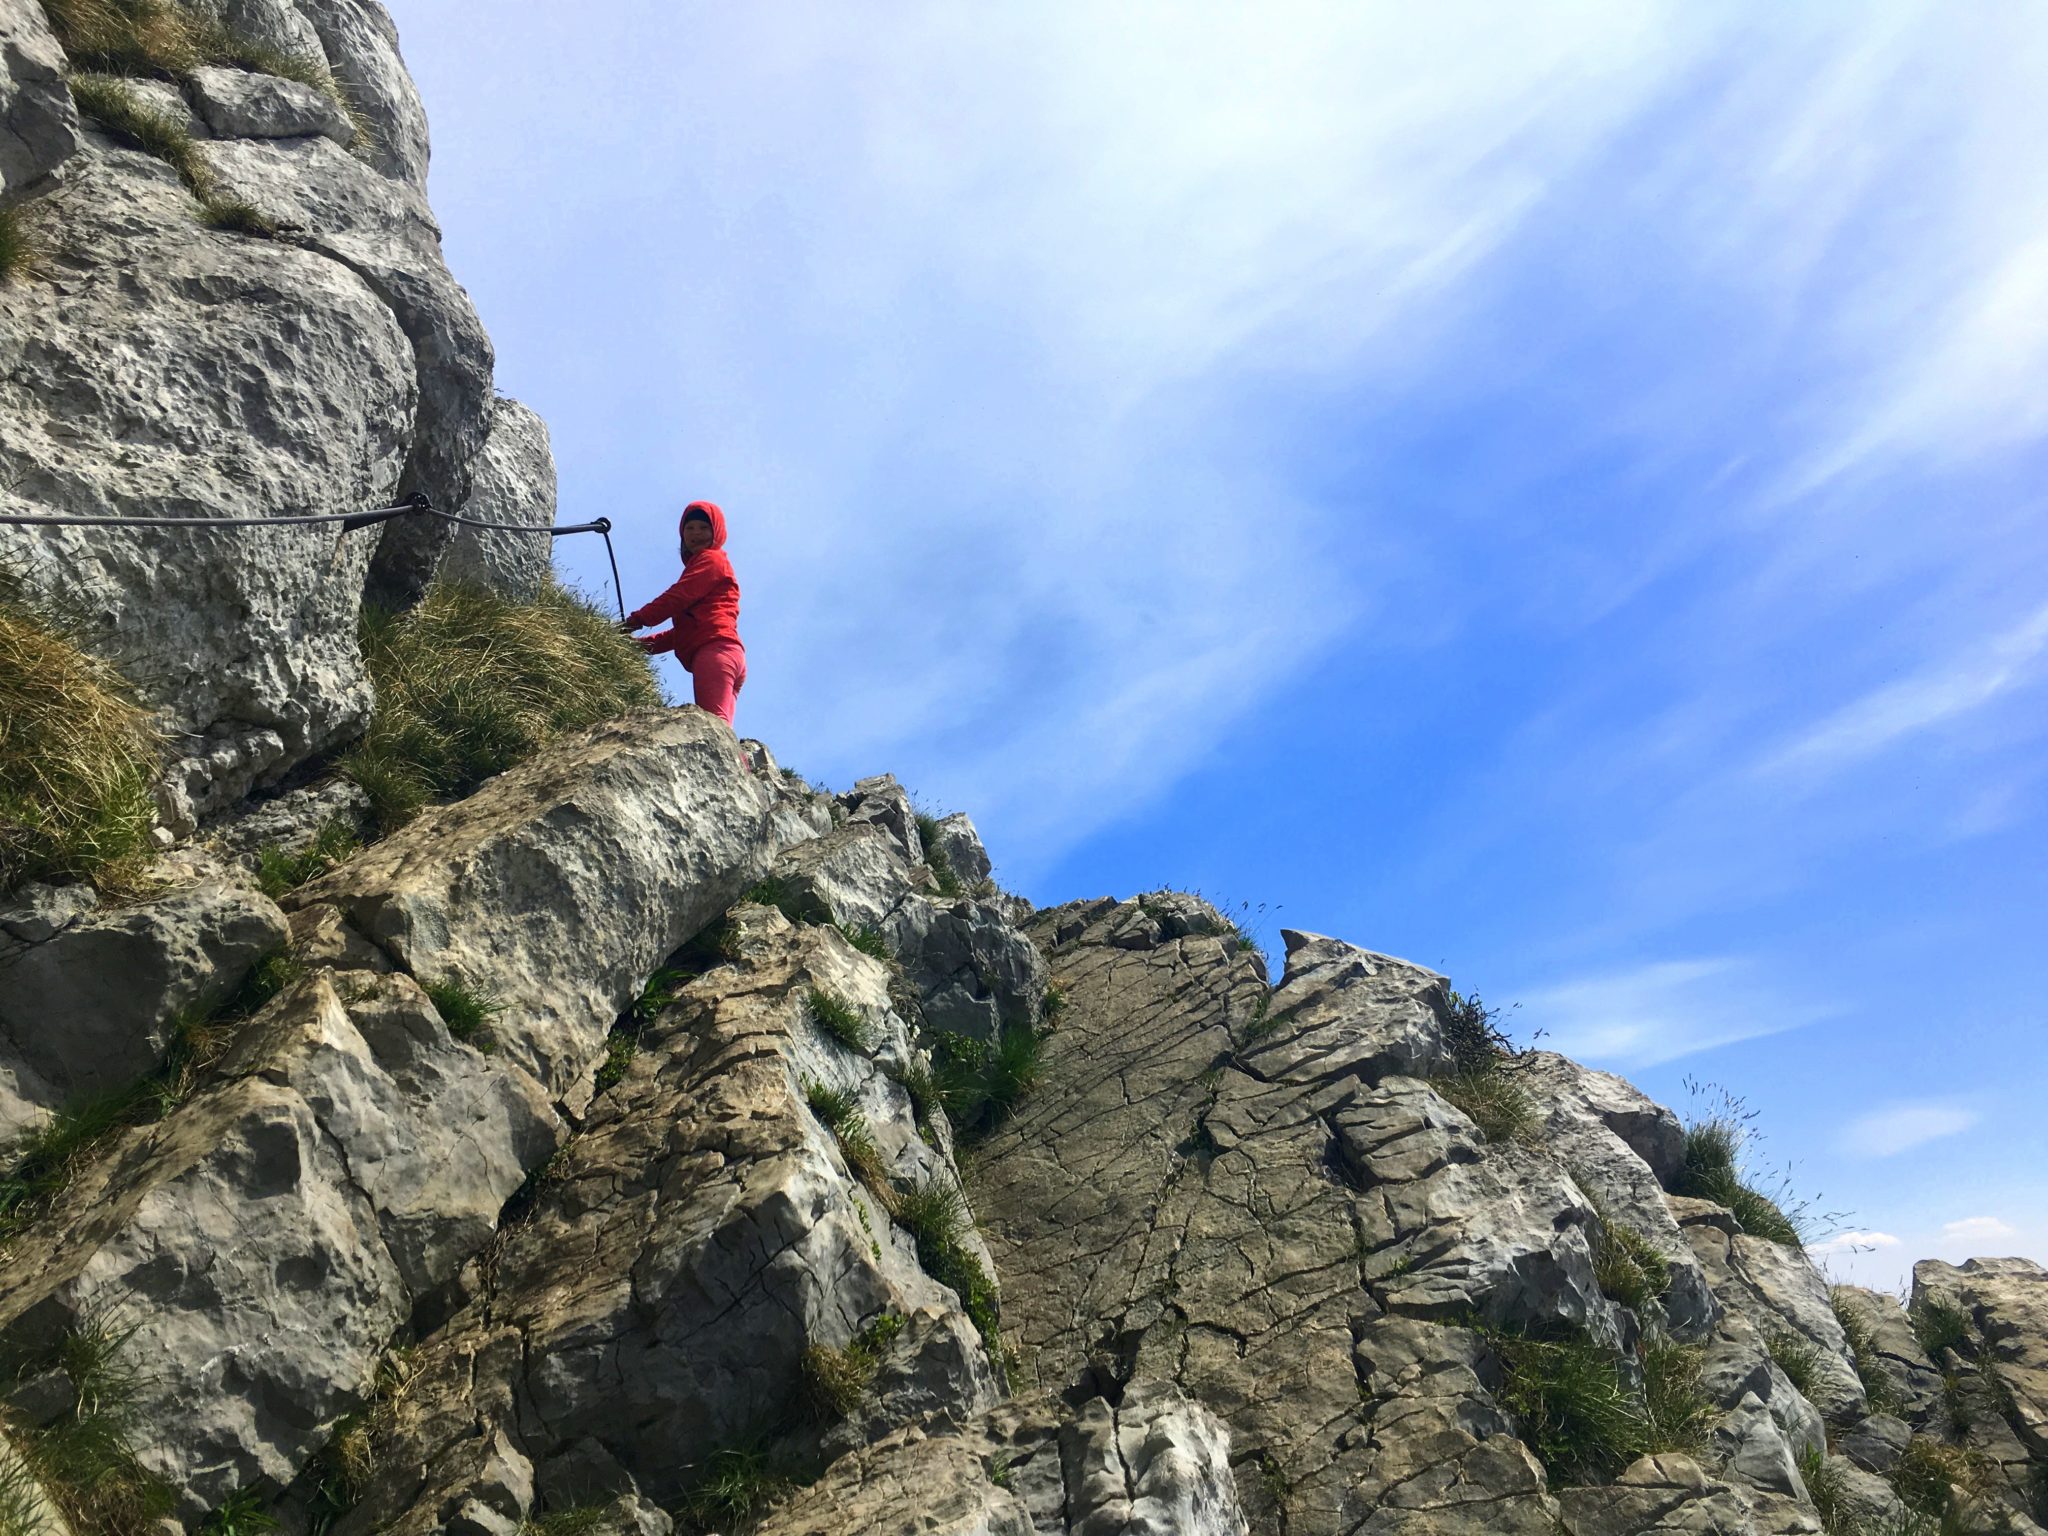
[688, 639, 746, 726]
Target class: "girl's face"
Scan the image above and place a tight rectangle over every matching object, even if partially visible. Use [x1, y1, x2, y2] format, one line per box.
[682, 518, 714, 555]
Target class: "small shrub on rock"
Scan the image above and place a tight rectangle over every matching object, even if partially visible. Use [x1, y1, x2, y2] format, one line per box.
[678, 1443, 796, 1532]
[1428, 991, 1533, 1144]
[912, 811, 964, 898]
[1909, 1295, 1971, 1360]
[1890, 1436, 1981, 1521]
[1768, 1329, 1823, 1398]
[0, 580, 159, 892]
[797, 1314, 903, 1422]
[343, 582, 659, 832]
[1486, 1323, 1709, 1486]
[1591, 1209, 1672, 1315]
[895, 1176, 1001, 1350]
[254, 815, 359, 899]
[0, 201, 45, 285]
[425, 973, 502, 1052]
[803, 1079, 892, 1199]
[931, 1022, 1045, 1140]
[836, 922, 890, 960]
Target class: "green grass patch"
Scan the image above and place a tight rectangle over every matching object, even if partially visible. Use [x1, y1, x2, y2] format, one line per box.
[1590, 1210, 1672, 1315]
[930, 1021, 1045, 1140]
[806, 988, 877, 1055]
[1240, 991, 1277, 1044]
[1670, 1085, 1809, 1247]
[1831, 1288, 1908, 1418]
[0, 1307, 176, 1534]
[1486, 1323, 1709, 1487]
[798, 1313, 903, 1422]
[253, 814, 358, 898]
[341, 582, 659, 833]
[633, 966, 689, 1023]
[1890, 1436, 1980, 1521]
[593, 1028, 637, 1093]
[742, 873, 832, 926]
[912, 811, 964, 898]
[803, 1080, 892, 1199]
[1768, 1329, 1823, 1398]
[1040, 983, 1066, 1024]
[1427, 990, 1533, 1144]
[836, 922, 889, 960]
[677, 1443, 797, 1533]
[0, 577, 160, 893]
[66, 70, 269, 232]
[1910, 1295, 1970, 1360]
[200, 1485, 277, 1535]
[517, 1510, 614, 1536]
[895, 1177, 1000, 1350]
[424, 972, 501, 1052]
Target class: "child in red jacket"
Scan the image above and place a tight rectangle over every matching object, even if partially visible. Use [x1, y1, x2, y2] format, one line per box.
[621, 501, 746, 726]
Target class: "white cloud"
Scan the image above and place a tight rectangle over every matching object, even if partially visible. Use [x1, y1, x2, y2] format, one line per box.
[1759, 603, 2048, 782]
[1810, 1231, 1903, 1258]
[1838, 1102, 1980, 1158]
[1514, 958, 1834, 1069]
[1942, 1216, 2019, 1244]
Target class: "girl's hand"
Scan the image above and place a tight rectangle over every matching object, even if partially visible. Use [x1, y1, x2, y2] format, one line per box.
[616, 620, 637, 635]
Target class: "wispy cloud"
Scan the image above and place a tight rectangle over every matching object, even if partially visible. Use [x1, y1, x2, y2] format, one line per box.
[1759, 603, 2048, 782]
[1839, 1102, 1982, 1158]
[1810, 1230, 1903, 1258]
[1941, 1215, 2018, 1244]
[1515, 958, 1836, 1069]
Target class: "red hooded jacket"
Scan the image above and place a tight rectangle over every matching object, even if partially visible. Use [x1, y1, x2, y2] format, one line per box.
[626, 501, 742, 669]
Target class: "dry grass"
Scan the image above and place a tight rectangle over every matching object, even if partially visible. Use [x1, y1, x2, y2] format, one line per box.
[0, 202, 48, 285]
[342, 582, 660, 831]
[65, 72, 285, 237]
[0, 579, 159, 892]
[41, 0, 367, 146]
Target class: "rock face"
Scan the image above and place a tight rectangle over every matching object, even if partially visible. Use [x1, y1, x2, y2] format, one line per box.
[0, 0, 493, 828]
[0, 0, 76, 196]
[438, 396, 559, 600]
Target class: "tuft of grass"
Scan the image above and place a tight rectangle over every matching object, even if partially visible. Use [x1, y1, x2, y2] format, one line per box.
[1799, 1446, 1853, 1535]
[1832, 1297, 1909, 1420]
[0, 202, 46, 285]
[1909, 1295, 1970, 1361]
[742, 874, 831, 927]
[424, 973, 502, 1052]
[1427, 990, 1534, 1145]
[308, 1346, 421, 1527]
[1890, 1436, 1980, 1520]
[0, 578, 160, 892]
[518, 1510, 613, 1536]
[69, 72, 211, 186]
[913, 811, 964, 898]
[341, 582, 659, 833]
[201, 1485, 277, 1535]
[1240, 991, 1277, 1044]
[633, 967, 689, 1023]
[199, 196, 277, 236]
[1591, 1211, 1673, 1316]
[797, 1314, 903, 1423]
[678, 1444, 796, 1533]
[40, 0, 366, 145]
[0, 1307, 176, 1534]
[1040, 983, 1066, 1025]
[0, 947, 295, 1236]
[806, 988, 877, 1055]
[1486, 1323, 1709, 1487]
[254, 815, 358, 898]
[836, 922, 889, 961]
[930, 1021, 1045, 1141]
[894, 1062, 940, 1132]
[1670, 1085, 1807, 1247]
[894, 1176, 1001, 1350]
[1768, 1329, 1823, 1399]
[593, 1028, 637, 1093]
[803, 1080, 892, 1199]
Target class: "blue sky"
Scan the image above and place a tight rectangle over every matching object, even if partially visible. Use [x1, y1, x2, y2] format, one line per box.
[393, 3, 2048, 1288]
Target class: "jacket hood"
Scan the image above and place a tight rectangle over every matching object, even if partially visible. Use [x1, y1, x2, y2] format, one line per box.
[679, 500, 727, 555]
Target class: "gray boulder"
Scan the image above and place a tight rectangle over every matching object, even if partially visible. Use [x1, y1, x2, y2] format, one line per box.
[885, 892, 1046, 1042]
[0, 142, 414, 829]
[186, 65, 354, 143]
[438, 397, 558, 599]
[1, 0, 78, 197]
[1685, 1224, 1867, 1423]
[0, 874, 289, 1139]
[203, 778, 370, 874]
[1558, 1454, 1822, 1536]
[842, 773, 924, 863]
[1915, 1258, 2048, 1456]
[1239, 928, 1454, 1083]
[291, 708, 799, 1105]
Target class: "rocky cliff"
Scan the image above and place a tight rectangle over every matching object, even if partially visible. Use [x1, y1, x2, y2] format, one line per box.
[3, 8, 2046, 1536]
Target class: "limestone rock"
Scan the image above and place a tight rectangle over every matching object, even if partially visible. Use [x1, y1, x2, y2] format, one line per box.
[1685, 1225, 1867, 1422]
[1915, 1258, 2048, 1456]
[1830, 1286, 1945, 1424]
[325, 910, 998, 1532]
[927, 810, 993, 889]
[842, 773, 924, 863]
[0, 874, 289, 1138]
[438, 396, 558, 599]
[885, 892, 1046, 1043]
[186, 65, 353, 143]
[767, 821, 922, 930]
[0, 143, 413, 826]
[1557, 1453, 1822, 1535]
[192, 0, 328, 68]
[201, 133, 493, 606]
[1238, 928, 1453, 1084]
[1835, 1411, 1911, 1473]
[203, 778, 370, 874]
[0, 0, 78, 196]
[291, 709, 796, 1103]
[290, 0, 428, 187]
[0, 967, 559, 1516]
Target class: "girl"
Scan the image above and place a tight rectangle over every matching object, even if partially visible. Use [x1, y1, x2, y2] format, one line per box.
[621, 501, 746, 726]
